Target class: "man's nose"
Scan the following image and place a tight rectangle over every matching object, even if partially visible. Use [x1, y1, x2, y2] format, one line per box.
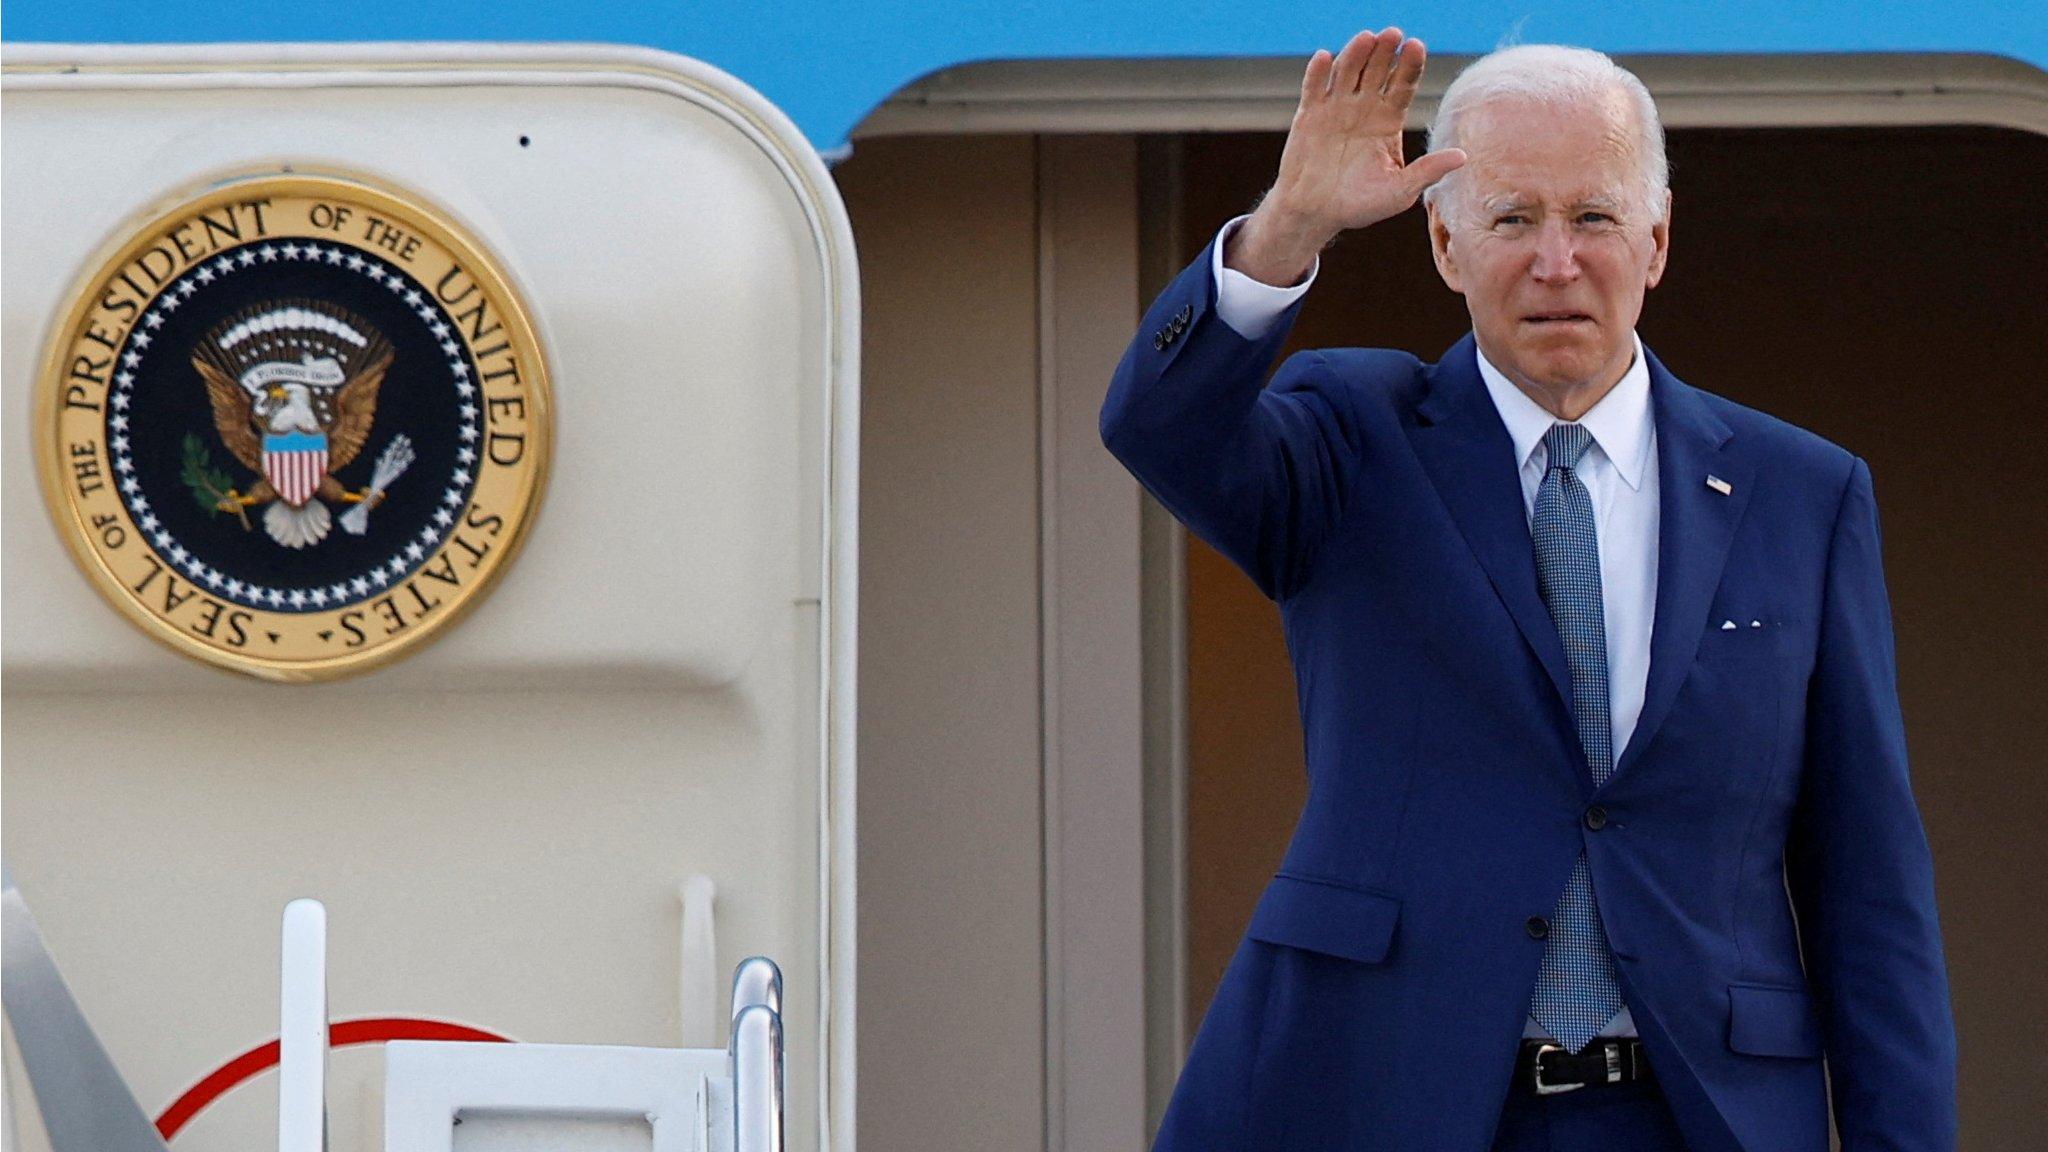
[1529, 220, 1580, 283]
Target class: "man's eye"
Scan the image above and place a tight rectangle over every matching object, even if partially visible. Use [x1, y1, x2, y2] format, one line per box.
[1577, 212, 1614, 225]
[1495, 215, 1529, 227]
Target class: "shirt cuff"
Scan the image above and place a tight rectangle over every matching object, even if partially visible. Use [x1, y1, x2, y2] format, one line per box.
[1211, 213, 1319, 339]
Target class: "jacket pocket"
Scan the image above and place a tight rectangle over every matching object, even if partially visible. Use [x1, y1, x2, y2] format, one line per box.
[1245, 872, 1401, 965]
[1726, 982, 1824, 1058]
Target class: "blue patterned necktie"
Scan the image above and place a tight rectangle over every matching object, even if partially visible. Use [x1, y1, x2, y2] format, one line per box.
[1526, 422, 1627, 1053]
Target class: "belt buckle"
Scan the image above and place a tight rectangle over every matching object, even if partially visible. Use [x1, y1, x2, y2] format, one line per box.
[1530, 1042, 1585, 1095]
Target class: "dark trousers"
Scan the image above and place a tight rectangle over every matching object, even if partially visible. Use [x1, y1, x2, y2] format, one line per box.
[1488, 1076, 1692, 1151]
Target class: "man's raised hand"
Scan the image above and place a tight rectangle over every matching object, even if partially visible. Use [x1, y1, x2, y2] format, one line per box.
[1227, 28, 1467, 286]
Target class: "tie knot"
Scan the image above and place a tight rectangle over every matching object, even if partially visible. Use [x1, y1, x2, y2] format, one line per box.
[1544, 422, 1594, 471]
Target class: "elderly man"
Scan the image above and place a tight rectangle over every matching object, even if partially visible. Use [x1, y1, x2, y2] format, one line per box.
[1100, 31, 1956, 1152]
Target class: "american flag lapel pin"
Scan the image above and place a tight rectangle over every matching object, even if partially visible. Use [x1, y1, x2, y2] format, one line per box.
[1706, 474, 1733, 496]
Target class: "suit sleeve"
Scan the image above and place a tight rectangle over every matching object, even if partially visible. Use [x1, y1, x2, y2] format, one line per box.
[1784, 456, 1958, 1151]
[1098, 230, 1364, 602]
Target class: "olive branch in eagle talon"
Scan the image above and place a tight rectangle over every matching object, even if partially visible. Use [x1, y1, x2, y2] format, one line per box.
[185, 300, 408, 549]
[181, 433, 251, 531]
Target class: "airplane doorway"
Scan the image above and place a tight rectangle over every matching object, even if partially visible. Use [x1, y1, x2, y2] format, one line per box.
[1172, 123, 2048, 1148]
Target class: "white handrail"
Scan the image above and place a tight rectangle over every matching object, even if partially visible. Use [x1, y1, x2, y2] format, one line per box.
[679, 876, 719, 1048]
[278, 900, 329, 1152]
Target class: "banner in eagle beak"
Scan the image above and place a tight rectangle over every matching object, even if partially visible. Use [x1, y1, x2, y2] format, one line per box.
[262, 432, 329, 508]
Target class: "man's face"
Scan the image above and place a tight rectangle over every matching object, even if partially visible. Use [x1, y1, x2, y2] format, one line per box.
[1427, 92, 1670, 394]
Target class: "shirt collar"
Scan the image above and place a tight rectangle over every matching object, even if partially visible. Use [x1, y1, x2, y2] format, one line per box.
[1473, 331, 1654, 491]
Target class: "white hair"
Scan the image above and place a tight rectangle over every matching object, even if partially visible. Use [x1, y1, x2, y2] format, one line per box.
[1423, 44, 1668, 224]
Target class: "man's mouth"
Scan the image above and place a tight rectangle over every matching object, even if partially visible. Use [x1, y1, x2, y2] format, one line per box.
[1522, 311, 1595, 325]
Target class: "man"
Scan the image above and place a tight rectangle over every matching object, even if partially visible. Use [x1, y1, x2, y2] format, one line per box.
[1100, 30, 1956, 1152]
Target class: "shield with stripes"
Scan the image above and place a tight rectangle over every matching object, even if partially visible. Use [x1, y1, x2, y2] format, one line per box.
[262, 431, 329, 508]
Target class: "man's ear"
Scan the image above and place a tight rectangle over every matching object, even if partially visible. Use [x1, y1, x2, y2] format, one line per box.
[1645, 189, 1672, 290]
[1427, 200, 1463, 294]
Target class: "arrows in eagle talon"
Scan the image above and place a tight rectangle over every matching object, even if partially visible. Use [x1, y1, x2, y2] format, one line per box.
[338, 435, 415, 536]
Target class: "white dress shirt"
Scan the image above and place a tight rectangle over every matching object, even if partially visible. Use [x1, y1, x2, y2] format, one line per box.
[1209, 214, 1661, 1042]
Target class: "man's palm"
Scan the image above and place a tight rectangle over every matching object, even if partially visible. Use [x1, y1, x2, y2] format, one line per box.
[1275, 28, 1466, 234]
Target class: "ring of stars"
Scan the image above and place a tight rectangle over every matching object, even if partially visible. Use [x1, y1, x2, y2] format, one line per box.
[106, 241, 484, 614]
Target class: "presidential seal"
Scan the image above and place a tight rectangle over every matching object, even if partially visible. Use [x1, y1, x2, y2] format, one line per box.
[35, 172, 551, 681]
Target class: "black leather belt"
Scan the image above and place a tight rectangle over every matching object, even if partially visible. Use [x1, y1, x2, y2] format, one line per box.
[1514, 1037, 1655, 1095]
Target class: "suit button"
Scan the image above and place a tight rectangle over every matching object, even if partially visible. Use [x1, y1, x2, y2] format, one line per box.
[1585, 806, 1609, 831]
[1171, 314, 1187, 334]
[1176, 303, 1192, 324]
[1526, 916, 1549, 939]
[1153, 332, 1168, 351]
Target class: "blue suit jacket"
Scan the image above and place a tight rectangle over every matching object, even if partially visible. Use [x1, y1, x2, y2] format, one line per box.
[1101, 234, 1957, 1152]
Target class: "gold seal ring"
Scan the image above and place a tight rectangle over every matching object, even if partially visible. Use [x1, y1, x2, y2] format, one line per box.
[34, 169, 553, 682]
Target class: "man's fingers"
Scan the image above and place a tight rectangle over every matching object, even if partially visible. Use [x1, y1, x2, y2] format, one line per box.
[1301, 49, 1333, 104]
[1405, 148, 1468, 196]
[1358, 27, 1404, 94]
[1332, 29, 1377, 94]
[1386, 37, 1428, 104]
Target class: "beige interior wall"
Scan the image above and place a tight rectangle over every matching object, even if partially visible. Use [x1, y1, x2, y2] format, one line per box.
[837, 134, 1048, 1152]
[1036, 135, 1150, 1152]
[843, 132, 1160, 1152]
[1178, 125, 2048, 1146]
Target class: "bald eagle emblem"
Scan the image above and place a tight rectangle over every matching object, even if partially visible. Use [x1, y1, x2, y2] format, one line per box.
[190, 300, 415, 548]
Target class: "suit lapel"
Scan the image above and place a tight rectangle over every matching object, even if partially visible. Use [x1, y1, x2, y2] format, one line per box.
[1410, 335, 1583, 778]
[1608, 346, 1755, 784]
